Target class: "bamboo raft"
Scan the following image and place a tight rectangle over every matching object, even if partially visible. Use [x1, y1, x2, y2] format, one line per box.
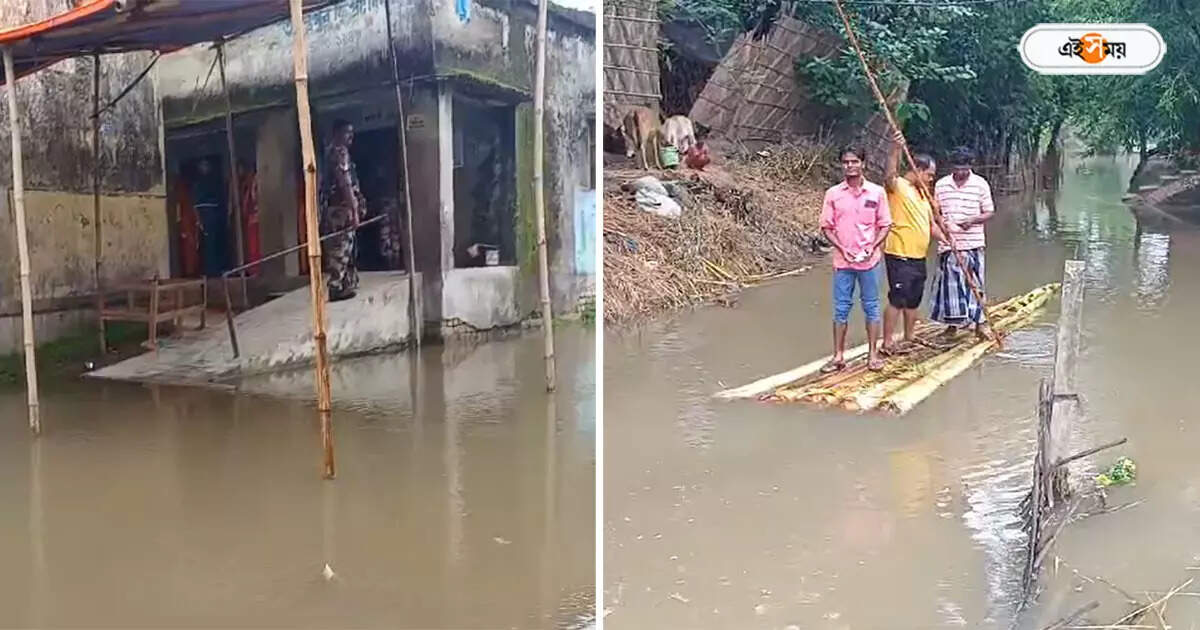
[713, 283, 1061, 414]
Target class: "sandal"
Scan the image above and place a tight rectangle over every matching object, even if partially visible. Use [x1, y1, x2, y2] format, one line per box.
[868, 356, 886, 371]
[880, 343, 913, 357]
[820, 359, 845, 374]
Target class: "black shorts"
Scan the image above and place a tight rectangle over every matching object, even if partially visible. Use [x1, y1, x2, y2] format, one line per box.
[885, 254, 927, 310]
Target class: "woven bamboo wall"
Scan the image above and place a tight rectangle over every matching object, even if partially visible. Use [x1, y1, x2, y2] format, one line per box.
[603, 0, 661, 126]
[689, 16, 907, 175]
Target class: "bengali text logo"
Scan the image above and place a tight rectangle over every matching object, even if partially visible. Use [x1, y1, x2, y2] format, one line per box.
[1020, 24, 1164, 75]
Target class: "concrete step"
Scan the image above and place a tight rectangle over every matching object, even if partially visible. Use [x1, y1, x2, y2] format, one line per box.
[88, 271, 423, 385]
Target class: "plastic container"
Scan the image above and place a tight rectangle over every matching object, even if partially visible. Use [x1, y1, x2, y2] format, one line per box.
[659, 145, 680, 168]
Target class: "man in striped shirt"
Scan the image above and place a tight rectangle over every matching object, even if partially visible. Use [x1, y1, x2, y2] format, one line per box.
[930, 147, 995, 340]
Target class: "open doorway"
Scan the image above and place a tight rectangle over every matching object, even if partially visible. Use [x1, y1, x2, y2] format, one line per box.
[348, 125, 408, 272]
[177, 153, 235, 278]
[453, 96, 517, 268]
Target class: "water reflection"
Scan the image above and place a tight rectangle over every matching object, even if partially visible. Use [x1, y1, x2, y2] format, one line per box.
[606, 151, 1200, 628]
[0, 328, 594, 628]
[1134, 230, 1171, 310]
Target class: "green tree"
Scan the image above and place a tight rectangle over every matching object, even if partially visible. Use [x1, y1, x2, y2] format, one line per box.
[657, 0, 1200, 169]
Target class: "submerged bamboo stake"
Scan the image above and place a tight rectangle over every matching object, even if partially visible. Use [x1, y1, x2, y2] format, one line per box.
[382, 0, 421, 348]
[1048, 260, 1085, 503]
[288, 0, 335, 479]
[92, 53, 105, 354]
[532, 0, 557, 392]
[5, 48, 40, 435]
[831, 0, 997, 347]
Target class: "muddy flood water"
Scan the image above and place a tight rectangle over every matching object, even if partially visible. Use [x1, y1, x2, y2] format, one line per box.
[605, 155, 1200, 628]
[0, 327, 594, 629]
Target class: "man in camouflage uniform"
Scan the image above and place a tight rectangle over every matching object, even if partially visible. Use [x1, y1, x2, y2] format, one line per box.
[320, 120, 366, 301]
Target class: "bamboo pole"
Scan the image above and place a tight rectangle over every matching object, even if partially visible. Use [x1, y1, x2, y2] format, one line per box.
[830, 0, 998, 347]
[1048, 259, 1085, 503]
[92, 53, 105, 354]
[532, 0, 557, 392]
[216, 42, 247, 294]
[288, 0, 335, 479]
[382, 0, 421, 348]
[4, 47, 40, 435]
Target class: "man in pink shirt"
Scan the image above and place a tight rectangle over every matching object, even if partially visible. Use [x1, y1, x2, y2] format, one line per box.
[819, 147, 892, 373]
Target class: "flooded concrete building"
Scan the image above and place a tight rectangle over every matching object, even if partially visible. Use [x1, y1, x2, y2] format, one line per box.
[154, 0, 597, 337]
[0, 0, 594, 359]
[0, 1, 168, 353]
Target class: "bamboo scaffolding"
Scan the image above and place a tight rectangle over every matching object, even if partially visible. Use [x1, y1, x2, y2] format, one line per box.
[4, 47, 40, 435]
[382, 0, 421, 348]
[532, 0, 557, 392]
[288, 0, 335, 479]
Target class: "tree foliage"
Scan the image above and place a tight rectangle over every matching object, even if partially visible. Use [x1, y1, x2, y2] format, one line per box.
[657, 0, 1200, 167]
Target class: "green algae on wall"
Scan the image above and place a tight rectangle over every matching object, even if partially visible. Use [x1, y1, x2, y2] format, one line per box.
[515, 103, 538, 273]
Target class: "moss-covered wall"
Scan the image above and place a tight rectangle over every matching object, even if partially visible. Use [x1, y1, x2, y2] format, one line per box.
[153, 0, 595, 317]
[156, 0, 436, 128]
[434, 0, 596, 314]
[0, 1, 168, 349]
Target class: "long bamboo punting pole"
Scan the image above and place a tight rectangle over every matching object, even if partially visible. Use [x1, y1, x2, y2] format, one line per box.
[532, 0, 557, 392]
[4, 47, 40, 435]
[382, 0, 421, 348]
[830, 0, 998, 347]
[288, 0, 335, 479]
[93, 53, 106, 354]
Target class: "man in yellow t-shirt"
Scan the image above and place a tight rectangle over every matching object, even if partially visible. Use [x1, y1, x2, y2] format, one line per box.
[881, 133, 943, 356]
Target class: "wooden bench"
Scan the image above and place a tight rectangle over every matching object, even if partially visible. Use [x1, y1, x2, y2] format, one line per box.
[98, 277, 208, 350]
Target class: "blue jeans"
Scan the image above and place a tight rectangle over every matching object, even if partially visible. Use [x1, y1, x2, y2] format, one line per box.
[833, 263, 883, 325]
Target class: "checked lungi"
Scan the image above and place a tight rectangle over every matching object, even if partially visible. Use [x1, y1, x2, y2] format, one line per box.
[930, 247, 986, 326]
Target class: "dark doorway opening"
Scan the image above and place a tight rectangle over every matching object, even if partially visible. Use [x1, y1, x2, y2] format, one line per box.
[348, 125, 407, 272]
[452, 96, 517, 268]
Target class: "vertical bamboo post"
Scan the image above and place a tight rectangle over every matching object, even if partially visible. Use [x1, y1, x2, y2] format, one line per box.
[382, 0, 422, 348]
[532, 0, 557, 392]
[92, 53, 105, 354]
[1049, 259, 1085, 503]
[4, 47, 40, 435]
[216, 42, 247, 288]
[289, 0, 335, 479]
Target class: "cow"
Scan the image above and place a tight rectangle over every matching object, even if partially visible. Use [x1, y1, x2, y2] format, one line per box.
[621, 106, 661, 170]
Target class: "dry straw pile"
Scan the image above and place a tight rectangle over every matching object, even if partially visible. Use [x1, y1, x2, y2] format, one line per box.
[603, 142, 832, 323]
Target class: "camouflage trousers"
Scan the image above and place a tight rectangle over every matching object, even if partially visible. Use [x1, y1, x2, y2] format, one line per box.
[322, 203, 359, 299]
[376, 198, 404, 269]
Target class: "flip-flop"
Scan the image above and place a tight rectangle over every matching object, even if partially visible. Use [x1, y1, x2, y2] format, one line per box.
[868, 357, 886, 371]
[820, 359, 845, 374]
